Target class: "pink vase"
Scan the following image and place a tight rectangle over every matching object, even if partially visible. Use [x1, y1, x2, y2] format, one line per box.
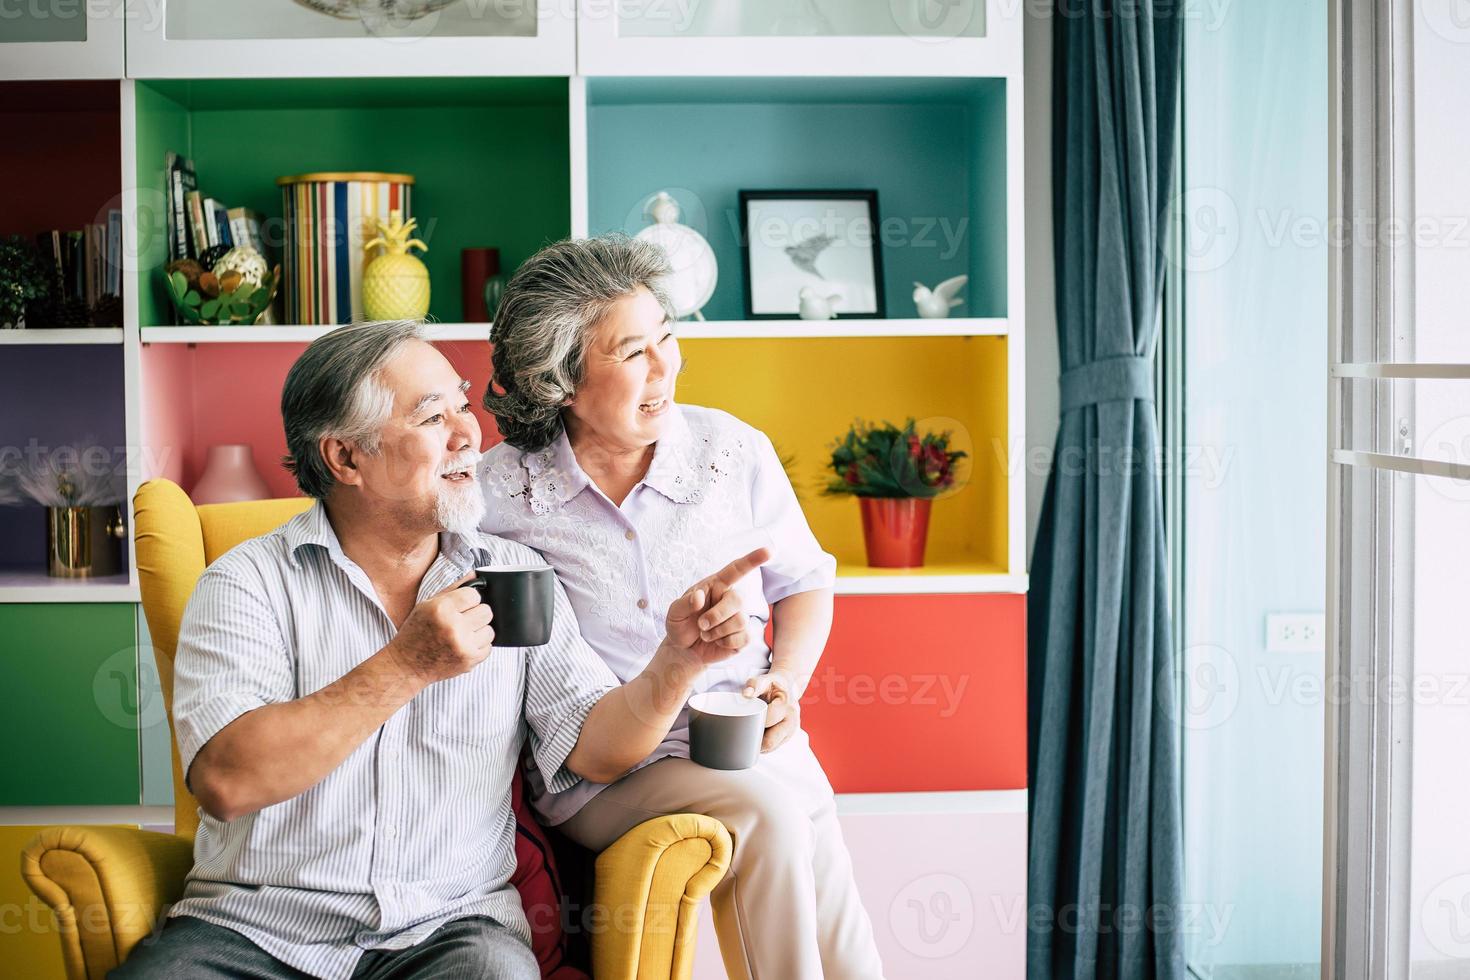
[191, 444, 270, 504]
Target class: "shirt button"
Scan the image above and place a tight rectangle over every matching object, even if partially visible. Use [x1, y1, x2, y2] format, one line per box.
[384, 825, 397, 840]
[637, 598, 648, 610]
[625, 529, 636, 541]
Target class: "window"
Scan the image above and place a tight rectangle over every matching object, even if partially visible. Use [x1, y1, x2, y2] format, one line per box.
[1167, 2, 1330, 976]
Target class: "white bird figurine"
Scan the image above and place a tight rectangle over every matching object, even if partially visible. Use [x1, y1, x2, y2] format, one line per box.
[798, 287, 841, 320]
[913, 274, 969, 318]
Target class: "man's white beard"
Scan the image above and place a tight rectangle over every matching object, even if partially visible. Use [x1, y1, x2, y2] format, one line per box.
[435, 478, 486, 536]
[434, 449, 486, 536]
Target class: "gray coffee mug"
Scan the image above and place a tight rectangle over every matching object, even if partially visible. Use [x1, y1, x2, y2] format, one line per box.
[688, 691, 767, 770]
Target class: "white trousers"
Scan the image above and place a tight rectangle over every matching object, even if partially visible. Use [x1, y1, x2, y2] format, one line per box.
[557, 733, 886, 980]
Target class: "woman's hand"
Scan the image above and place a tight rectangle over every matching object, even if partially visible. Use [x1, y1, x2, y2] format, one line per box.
[664, 547, 770, 665]
[745, 669, 801, 753]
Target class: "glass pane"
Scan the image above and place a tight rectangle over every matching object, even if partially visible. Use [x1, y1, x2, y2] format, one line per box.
[166, 0, 536, 40]
[618, 0, 985, 39]
[1406, 473, 1470, 974]
[1335, 378, 1470, 467]
[1178, 0, 1327, 975]
[0, 4, 86, 42]
[1413, 0, 1470, 363]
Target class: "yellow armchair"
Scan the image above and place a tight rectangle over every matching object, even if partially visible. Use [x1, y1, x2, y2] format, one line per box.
[21, 479, 729, 980]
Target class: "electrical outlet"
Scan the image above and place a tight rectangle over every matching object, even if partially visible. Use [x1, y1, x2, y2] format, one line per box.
[1266, 612, 1326, 653]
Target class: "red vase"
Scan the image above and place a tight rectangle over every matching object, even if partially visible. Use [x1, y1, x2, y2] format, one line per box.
[858, 497, 932, 568]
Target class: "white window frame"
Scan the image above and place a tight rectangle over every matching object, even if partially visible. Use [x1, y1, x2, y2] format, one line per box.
[1326, 1, 1470, 978]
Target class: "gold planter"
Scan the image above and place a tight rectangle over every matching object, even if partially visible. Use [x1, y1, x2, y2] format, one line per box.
[46, 506, 126, 578]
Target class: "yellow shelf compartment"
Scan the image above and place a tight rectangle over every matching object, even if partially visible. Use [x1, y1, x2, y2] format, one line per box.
[675, 335, 1010, 577]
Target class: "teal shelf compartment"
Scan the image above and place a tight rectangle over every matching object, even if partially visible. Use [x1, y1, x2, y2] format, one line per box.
[133, 77, 572, 328]
[586, 76, 1007, 321]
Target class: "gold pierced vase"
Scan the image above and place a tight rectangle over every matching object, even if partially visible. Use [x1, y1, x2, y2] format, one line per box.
[46, 505, 126, 578]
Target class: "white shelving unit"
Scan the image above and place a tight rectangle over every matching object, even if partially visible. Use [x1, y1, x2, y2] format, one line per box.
[0, 0, 124, 80]
[6, 10, 1030, 977]
[0, 570, 139, 604]
[138, 318, 1007, 344]
[674, 317, 1009, 339]
[835, 570, 1029, 596]
[0, 329, 125, 345]
[140, 322, 493, 344]
[122, 0, 576, 78]
[576, 0, 1022, 78]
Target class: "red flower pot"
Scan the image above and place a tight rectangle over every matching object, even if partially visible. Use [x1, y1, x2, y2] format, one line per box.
[858, 497, 932, 568]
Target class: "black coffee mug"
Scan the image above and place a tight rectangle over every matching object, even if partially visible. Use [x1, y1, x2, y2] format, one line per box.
[473, 565, 555, 647]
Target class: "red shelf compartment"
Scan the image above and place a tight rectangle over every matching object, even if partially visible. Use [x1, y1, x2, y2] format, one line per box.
[801, 593, 1026, 794]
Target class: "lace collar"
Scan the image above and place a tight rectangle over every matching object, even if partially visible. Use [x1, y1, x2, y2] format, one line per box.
[489, 405, 745, 516]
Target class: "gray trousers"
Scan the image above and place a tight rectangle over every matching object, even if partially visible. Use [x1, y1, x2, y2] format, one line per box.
[108, 914, 539, 980]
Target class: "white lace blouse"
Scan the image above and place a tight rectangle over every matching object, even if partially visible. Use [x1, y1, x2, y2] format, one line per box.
[479, 402, 836, 824]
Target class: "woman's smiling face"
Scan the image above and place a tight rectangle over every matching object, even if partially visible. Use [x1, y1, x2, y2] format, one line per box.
[564, 285, 681, 452]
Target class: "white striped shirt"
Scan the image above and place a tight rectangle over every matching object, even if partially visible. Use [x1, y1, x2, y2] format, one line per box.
[167, 502, 618, 980]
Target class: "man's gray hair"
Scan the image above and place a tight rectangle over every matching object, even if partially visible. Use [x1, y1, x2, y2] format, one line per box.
[485, 235, 675, 452]
[281, 319, 427, 499]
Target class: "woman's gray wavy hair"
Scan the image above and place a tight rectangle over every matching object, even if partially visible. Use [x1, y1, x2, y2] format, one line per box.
[485, 235, 676, 452]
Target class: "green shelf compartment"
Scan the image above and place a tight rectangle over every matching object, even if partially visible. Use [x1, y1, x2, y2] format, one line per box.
[133, 77, 573, 328]
[0, 603, 141, 805]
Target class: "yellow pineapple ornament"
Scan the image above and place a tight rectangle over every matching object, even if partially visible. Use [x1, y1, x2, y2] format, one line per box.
[362, 209, 430, 319]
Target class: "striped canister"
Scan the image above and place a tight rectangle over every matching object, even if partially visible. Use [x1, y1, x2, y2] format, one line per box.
[276, 171, 415, 325]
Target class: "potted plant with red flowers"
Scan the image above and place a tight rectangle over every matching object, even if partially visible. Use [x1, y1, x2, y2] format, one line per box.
[824, 419, 967, 568]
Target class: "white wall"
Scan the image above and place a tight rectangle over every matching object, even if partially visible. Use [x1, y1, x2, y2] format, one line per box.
[1408, 1, 1470, 970]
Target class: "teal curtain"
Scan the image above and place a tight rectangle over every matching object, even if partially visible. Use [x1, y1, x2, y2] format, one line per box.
[1028, 3, 1184, 979]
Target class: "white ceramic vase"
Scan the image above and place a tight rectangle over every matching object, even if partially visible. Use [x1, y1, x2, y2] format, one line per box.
[192, 444, 270, 504]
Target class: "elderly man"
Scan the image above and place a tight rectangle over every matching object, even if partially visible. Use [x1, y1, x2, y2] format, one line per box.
[111, 320, 764, 980]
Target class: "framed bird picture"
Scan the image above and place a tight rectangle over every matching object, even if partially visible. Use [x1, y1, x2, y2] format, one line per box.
[738, 190, 885, 319]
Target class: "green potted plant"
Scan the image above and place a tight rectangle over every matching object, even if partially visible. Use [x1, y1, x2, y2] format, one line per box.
[0, 236, 51, 329]
[824, 418, 967, 568]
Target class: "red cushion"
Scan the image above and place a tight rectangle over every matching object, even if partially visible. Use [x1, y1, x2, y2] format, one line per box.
[509, 766, 589, 980]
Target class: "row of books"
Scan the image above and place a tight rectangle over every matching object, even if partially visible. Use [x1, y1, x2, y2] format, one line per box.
[39, 213, 123, 309]
[164, 151, 267, 261]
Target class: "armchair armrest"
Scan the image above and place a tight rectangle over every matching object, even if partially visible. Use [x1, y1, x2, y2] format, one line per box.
[591, 813, 732, 980]
[21, 826, 195, 980]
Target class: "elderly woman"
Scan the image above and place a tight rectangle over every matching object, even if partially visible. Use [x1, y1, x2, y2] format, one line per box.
[478, 236, 884, 980]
